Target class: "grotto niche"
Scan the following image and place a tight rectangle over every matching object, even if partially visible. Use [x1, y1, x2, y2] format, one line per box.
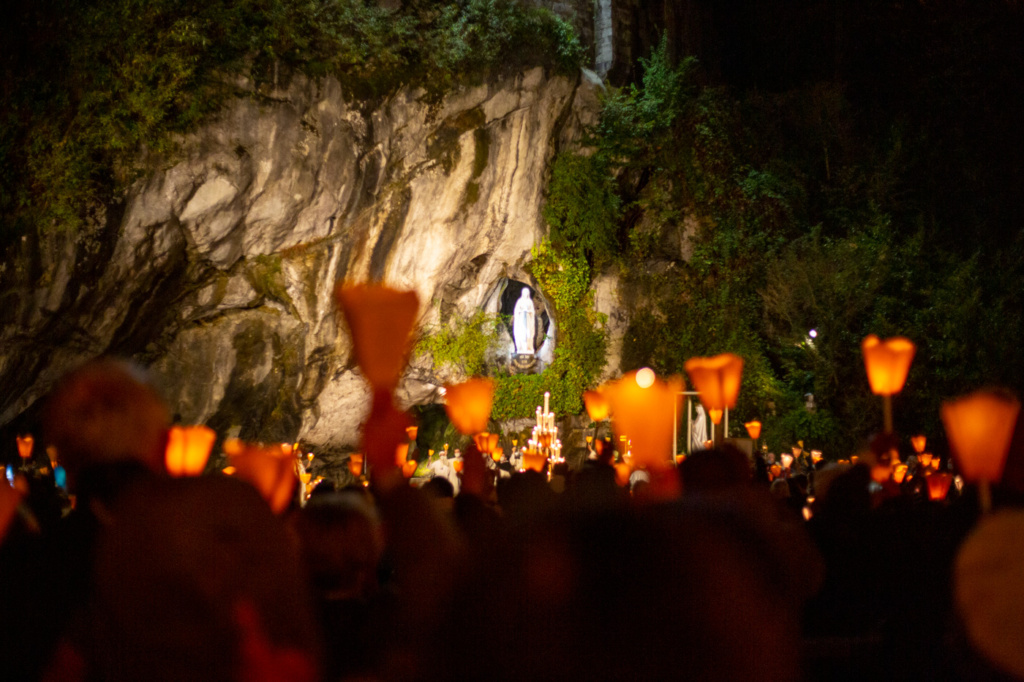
[494, 279, 553, 374]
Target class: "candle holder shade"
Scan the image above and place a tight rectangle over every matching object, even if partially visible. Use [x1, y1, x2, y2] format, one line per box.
[912, 435, 927, 454]
[348, 453, 364, 477]
[223, 439, 297, 513]
[684, 354, 744, 411]
[605, 370, 683, 469]
[926, 472, 954, 501]
[334, 284, 419, 391]
[473, 432, 500, 454]
[893, 464, 909, 484]
[744, 421, 762, 440]
[861, 335, 916, 395]
[405, 426, 418, 441]
[444, 378, 495, 435]
[16, 435, 33, 460]
[395, 443, 410, 467]
[583, 389, 610, 422]
[165, 425, 216, 477]
[402, 459, 418, 478]
[941, 390, 1020, 484]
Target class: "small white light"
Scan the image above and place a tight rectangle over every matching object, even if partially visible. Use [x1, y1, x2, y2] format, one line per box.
[808, 329, 818, 338]
[635, 367, 656, 388]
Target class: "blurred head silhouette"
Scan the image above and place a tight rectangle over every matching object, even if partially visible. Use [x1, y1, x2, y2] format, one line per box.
[43, 358, 170, 490]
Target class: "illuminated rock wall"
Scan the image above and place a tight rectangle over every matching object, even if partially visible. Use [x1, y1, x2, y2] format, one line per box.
[0, 67, 605, 452]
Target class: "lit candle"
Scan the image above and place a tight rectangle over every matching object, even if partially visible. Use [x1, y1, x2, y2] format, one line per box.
[544, 392, 550, 415]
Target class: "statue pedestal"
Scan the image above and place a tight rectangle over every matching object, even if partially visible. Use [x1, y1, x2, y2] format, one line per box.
[510, 354, 538, 374]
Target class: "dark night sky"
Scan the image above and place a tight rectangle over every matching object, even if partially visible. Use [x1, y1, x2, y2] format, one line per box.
[690, 0, 1024, 245]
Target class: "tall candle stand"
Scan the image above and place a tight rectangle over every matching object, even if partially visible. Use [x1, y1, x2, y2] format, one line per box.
[522, 391, 563, 477]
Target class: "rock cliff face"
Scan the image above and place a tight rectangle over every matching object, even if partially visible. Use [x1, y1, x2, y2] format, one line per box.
[0, 67, 608, 451]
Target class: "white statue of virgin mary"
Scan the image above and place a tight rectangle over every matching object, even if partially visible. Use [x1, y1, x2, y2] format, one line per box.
[692, 402, 709, 451]
[513, 288, 536, 355]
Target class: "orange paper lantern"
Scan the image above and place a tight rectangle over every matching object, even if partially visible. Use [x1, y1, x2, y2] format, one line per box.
[861, 335, 916, 395]
[912, 435, 927, 454]
[769, 464, 782, 480]
[708, 408, 723, 425]
[926, 472, 954, 501]
[684, 353, 744, 411]
[395, 443, 410, 467]
[402, 459, 418, 478]
[893, 464, 908, 484]
[299, 472, 312, 485]
[16, 435, 33, 460]
[613, 462, 631, 486]
[334, 283, 419, 391]
[473, 432, 499, 454]
[942, 390, 1020, 484]
[918, 453, 933, 469]
[405, 426, 418, 441]
[452, 459, 464, 474]
[745, 421, 762, 440]
[224, 439, 297, 513]
[583, 389, 611, 422]
[605, 370, 683, 469]
[490, 446, 504, 463]
[164, 425, 216, 477]
[871, 464, 892, 484]
[444, 378, 495, 435]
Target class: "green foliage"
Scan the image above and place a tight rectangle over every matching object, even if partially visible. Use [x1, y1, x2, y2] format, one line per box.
[0, 0, 584, 243]
[570, 35, 1024, 457]
[416, 309, 502, 377]
[542, 153, 620, 264]
[246, 253, 290, 306]
[491, 240, 607, 420]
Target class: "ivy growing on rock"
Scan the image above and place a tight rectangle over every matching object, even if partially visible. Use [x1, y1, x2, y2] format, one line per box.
[415, 309, 503, 378]
[491, 240, 607, 420]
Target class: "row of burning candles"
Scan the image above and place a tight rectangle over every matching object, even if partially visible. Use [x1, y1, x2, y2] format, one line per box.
[7, 429, 325, 514]
[526, 392, 563, 471]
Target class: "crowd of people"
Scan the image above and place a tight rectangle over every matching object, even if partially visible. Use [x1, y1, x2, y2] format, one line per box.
[2, 358, 1023, 681]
